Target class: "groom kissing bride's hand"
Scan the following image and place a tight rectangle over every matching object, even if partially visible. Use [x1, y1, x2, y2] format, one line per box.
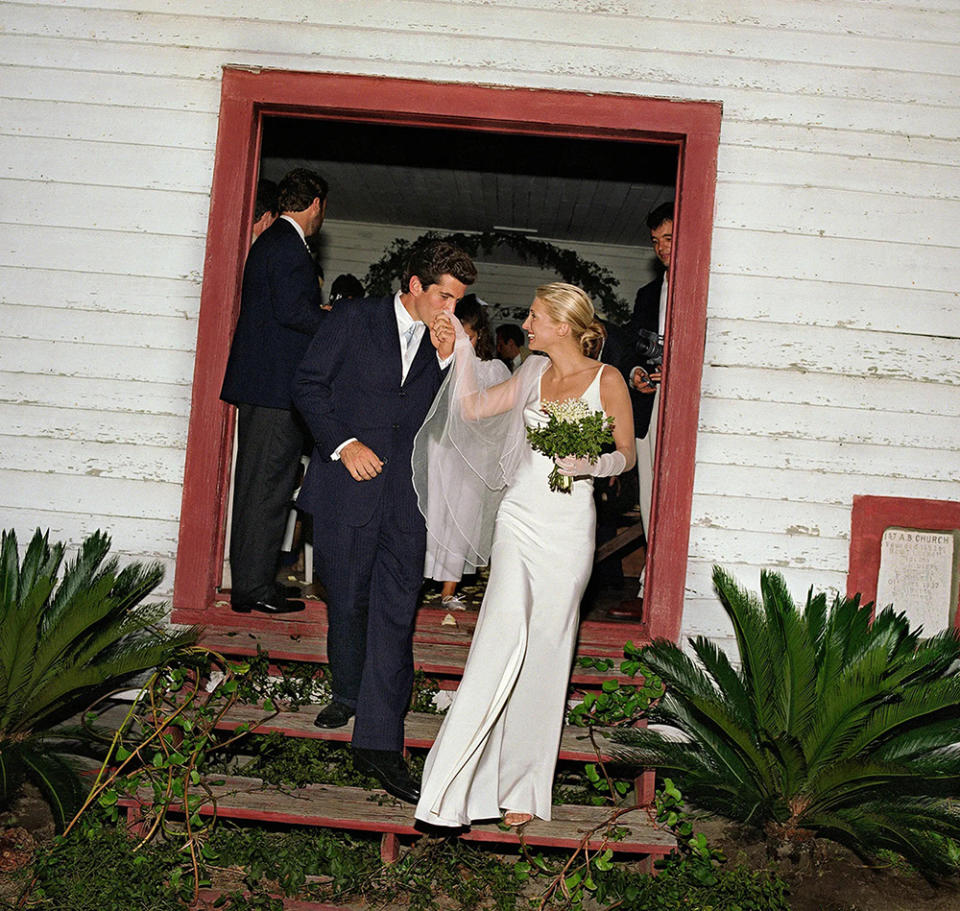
[430, 311, 456, 358]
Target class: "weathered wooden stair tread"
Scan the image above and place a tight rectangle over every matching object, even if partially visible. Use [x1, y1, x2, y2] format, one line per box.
[215, 705, 638, 763]
[120, 775, 675, 856]
[190, 600, 650, 654]
[199, 626, 643, 686]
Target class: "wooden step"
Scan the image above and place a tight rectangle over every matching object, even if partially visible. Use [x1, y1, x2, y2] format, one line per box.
[178, 598, 650, 655]
[198, 626, 644, 687]
[119, 774, 675, 858]
[214, 705, 639, 765]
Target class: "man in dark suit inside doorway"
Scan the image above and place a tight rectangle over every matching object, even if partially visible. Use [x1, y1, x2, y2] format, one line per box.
[292, 240, 477, 803]
[610, 201, 672, 619]
[221, 168, 329, 615]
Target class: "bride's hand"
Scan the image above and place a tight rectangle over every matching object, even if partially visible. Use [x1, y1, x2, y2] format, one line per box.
[555, 452, 627, 478]
[430, 311, 457, 358]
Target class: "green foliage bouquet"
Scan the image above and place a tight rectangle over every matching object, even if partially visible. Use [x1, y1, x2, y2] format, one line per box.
[526, 398, 614, 493]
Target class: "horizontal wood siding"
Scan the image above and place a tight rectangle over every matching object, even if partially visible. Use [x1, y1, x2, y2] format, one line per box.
[1, 1, 957, 639]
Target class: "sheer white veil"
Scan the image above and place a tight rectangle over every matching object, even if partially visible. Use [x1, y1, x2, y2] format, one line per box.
[412, 317, 547, 570]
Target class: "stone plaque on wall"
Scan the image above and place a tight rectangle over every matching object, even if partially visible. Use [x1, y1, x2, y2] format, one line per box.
[875, 528, 960, 634]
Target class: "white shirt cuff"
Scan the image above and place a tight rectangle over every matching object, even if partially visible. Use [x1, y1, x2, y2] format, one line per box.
[331, 437, 357, 460]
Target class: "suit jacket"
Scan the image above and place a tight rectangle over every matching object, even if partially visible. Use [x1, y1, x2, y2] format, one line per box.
[221, 218, 324, 409]
[625, 273, 664, 439]
[292, 296, 447, 531]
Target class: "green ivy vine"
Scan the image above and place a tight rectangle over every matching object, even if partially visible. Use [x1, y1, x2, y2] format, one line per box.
[364, 230, 631, 323]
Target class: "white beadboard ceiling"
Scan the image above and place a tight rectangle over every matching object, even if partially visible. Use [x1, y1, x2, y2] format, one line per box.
[259, 116, 676, 247]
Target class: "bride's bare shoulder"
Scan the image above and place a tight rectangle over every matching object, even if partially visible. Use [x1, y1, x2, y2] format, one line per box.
[599, 362, 629, 394]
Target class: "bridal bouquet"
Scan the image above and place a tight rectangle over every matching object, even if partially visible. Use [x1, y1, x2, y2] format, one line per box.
[526, 398, 614, 493]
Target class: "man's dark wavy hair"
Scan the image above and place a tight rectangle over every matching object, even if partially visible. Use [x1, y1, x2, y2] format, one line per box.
[401, 240, 477, 292]
[277, 168, 329, 213]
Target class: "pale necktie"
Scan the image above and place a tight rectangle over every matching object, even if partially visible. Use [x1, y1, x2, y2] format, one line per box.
[401, 323, 420, 380]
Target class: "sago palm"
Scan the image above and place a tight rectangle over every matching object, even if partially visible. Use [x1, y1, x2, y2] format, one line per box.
[0, 528, 197, 827]
[617, 566, 960, 874]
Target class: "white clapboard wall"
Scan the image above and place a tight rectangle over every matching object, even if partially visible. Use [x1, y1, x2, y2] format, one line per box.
[1, 1, 958, 653]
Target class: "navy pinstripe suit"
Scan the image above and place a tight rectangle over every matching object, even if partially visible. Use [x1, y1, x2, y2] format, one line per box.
[292, 296, 446, 751]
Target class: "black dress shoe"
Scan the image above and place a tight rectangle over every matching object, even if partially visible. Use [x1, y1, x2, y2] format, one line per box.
[352, 748, 421, 804]
[313, 702, 354, 729]
[231, 597, 304, 614]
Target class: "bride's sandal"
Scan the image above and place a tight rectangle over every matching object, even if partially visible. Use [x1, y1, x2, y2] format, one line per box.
[503, 811, 533, 827]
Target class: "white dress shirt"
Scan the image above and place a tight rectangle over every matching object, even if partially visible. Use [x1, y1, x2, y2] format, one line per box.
[279, 214, 310, 250]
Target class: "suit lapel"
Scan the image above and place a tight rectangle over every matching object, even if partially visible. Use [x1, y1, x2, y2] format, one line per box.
[404, 325, 437, 386]
[370, 295, 435, 386]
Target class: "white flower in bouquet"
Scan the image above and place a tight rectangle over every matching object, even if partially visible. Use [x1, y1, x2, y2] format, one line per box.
[526, 398, 615, 493]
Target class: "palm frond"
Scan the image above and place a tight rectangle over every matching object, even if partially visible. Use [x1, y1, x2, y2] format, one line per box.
[0, 528, 199, 828]
[632, 566, 960, 874]
[16, 742, 84, 831]
[712, 567, 781, 733]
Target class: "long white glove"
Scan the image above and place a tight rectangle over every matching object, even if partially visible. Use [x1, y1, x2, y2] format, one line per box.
[555, 450, 627, 478]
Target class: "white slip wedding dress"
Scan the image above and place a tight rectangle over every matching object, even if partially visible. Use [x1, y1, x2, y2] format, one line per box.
[415, 360, 605, 827]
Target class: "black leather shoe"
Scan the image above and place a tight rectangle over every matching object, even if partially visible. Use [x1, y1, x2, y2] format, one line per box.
[352, 748, 421, 804]
[231, 597, 304, 614]
[313, 702, 354, 729]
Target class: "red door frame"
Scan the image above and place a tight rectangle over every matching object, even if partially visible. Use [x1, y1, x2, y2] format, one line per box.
[172, 68, 721, 643]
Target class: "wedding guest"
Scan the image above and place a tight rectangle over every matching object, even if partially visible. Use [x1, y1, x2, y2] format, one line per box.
[413, 283, 635, 828]
[327, 273, 365, 308]
[495, 323, 531, 372]
[252, 178, 278, 240]
[221, 168, 328, 615]
[610, 201, 673, 619]
[420, 294, 510, 608]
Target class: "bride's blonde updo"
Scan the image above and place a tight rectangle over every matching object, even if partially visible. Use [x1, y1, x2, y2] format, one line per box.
[534, 282, 605, 359]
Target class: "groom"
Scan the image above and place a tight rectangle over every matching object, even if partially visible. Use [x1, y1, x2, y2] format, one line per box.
[292, 240, 476, 802]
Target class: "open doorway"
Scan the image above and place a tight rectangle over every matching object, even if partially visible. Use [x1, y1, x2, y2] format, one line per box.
[226, 114, 679, 609]
[172, 69, 720, 644]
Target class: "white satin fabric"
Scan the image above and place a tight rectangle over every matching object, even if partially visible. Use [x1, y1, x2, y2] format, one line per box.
[414, 349, 605, 827]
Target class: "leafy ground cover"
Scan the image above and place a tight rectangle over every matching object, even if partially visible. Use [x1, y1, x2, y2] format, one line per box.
[4, 775, 960, 910]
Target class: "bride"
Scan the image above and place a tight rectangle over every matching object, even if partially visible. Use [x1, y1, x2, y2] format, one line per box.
[413, 282, 636, 828]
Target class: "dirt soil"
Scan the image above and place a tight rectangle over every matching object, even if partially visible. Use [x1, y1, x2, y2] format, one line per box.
[695, 816, 960, 911]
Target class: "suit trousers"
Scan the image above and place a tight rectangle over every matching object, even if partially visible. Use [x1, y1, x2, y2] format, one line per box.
[315, 485, 426, 752]
[230, 403, 307, 604]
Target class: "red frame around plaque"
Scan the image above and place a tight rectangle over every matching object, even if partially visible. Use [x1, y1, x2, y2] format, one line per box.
[848, 495, 960, 626]
[171, 69, 722, 644]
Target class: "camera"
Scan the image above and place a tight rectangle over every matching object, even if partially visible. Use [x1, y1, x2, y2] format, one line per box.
[634, 328, 663, 369]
